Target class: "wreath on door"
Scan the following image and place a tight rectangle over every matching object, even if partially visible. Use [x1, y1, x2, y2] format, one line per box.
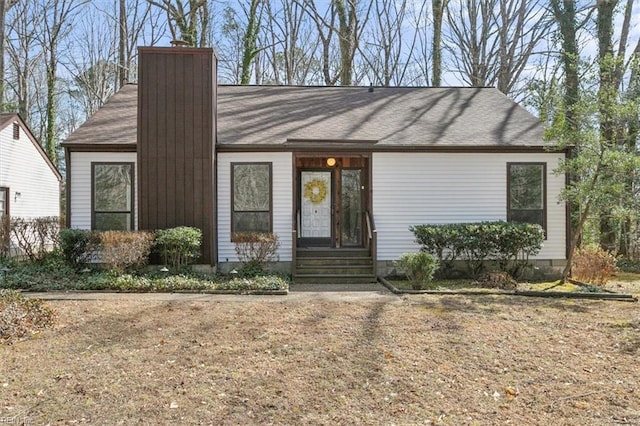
[304, 178, 328, 204]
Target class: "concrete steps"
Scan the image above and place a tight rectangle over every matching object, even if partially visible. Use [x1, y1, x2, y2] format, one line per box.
[294, 248, 376, 284]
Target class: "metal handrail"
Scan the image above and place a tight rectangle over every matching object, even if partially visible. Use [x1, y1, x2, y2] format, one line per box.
[292, 210, 300, 278]
[365, 210, 377, 277]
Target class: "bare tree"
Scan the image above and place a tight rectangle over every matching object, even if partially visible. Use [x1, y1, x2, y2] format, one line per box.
[37, 0, 86, 165]
[4, 0, 43, 121]
[146, 0, 208, 47]
[240, 0, 262, 84]
[94, 0, 162, 87]
[262, 0, 321, 85]
[445, 0, 550, 96]
[0, 0, 18, 108]
[432, 0, 447, 86]
[301, 0, 372, 86]
[407, 0, 432, 86]
[360, 0, 419, 86]
[66, 5, 118, 118]
[549, 0, 580, 132]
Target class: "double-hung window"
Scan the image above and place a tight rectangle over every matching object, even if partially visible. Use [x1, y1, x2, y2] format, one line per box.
[92, 163, 134, 231]
[0, 187, 8, 217]
[231, 162, 272, 236]
[507, 163, 546, 232]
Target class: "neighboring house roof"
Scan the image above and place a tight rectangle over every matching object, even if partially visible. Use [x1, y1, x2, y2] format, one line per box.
[0, 113, 62, 181]
[62, 84, 551, 150]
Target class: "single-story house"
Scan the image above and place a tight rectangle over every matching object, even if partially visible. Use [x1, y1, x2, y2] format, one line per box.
[62, 47, 567, 282]
[0, 113, 62, 255]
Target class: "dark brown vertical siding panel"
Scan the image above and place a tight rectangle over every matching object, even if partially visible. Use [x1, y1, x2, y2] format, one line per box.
[164, 53, 178, 228]
[186, 59, 198, 226]
[193, 158, 205, 246]
[138, 47, 215, 263]
[211, 51, 217, 264]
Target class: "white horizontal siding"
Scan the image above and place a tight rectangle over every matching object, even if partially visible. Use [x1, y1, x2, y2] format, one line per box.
[217, 152, 293, 263]
[69, 151, 138, 230]
[0, 122, 60, 218]
[372, 152, 566, 261]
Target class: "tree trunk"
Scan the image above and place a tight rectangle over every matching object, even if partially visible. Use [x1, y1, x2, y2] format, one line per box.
[118, 0, 127, 89]
[0, 0, 17, 108]
[431, 0, 446, 87]
[240, 0, 260, 84]
[45, 51, 57, 165]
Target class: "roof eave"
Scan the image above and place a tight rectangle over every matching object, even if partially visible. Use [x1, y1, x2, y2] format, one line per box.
[216, 143, 564, 153]
[62, 143, 137, 152]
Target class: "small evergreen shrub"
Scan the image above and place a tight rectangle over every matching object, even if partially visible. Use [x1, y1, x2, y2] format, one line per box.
[617, 258, 640, 274]
[394, 252, 439, 290]
[155, 227, 202, 270]
[411, 221, 544, 279]
[99, 231, 155, 273]
[233, 232, 280, 274]
[571, 246, 617, 285]
[59, 228, 101, 269]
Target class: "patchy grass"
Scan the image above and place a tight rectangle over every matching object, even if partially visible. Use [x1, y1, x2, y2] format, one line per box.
[1, 294, 639, 424]
[389, 278, 475, 291]
[525, 280, 579, 292]
[613, 272, 640, 282]
[388, 277, 637, 296]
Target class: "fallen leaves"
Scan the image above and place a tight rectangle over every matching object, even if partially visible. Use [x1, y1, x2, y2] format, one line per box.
[2, 295, 640, 424]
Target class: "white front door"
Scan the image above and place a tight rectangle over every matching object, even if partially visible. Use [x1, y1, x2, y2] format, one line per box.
[300, 171, 332, 240]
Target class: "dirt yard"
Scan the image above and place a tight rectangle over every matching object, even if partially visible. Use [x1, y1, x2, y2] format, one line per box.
[1, 288, 639, 425]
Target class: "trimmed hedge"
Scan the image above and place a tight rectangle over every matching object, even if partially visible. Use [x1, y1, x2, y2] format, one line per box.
[410, 221, 544, 278]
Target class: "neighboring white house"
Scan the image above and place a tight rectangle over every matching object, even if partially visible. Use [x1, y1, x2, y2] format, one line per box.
[0, 113, 62, 257]
[0, 113, 61, 219]
[62, 47, 567, 282]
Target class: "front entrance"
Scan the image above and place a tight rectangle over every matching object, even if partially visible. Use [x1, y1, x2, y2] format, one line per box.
[297, 156, 368, 248]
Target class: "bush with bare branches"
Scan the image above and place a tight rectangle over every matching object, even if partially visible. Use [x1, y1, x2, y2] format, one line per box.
[98, 231, 155, 273]
[571, 246, 618, 285]
[233, 233, 280, 273]
[6, 217, 60, 261]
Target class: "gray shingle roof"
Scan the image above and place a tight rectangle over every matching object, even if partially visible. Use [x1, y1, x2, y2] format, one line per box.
[63, 84, 138, 147]
[63, 84, 549, 148]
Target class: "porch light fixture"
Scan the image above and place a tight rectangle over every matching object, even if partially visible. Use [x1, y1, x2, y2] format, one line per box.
[326, 157, 336, 167]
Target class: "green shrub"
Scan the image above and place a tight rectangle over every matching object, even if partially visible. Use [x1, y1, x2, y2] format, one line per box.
[233, 232, 280, 274]
[155, 227, 202, 270]
[411, 221, 544, 279]
[571, 246, 617, 285]
[394, 252, 439, 290]
[494, 222, 545, 279]
[408, 224, 462, 277]
[59, 229, 100, 269]
[99, 231, 155, 273]
[617, 258, 640, 273]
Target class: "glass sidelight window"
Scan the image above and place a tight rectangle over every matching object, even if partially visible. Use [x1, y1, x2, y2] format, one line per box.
[340, 169, 362, 246]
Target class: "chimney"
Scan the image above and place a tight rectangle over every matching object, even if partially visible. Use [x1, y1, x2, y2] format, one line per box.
[137, 47, 217, 265]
